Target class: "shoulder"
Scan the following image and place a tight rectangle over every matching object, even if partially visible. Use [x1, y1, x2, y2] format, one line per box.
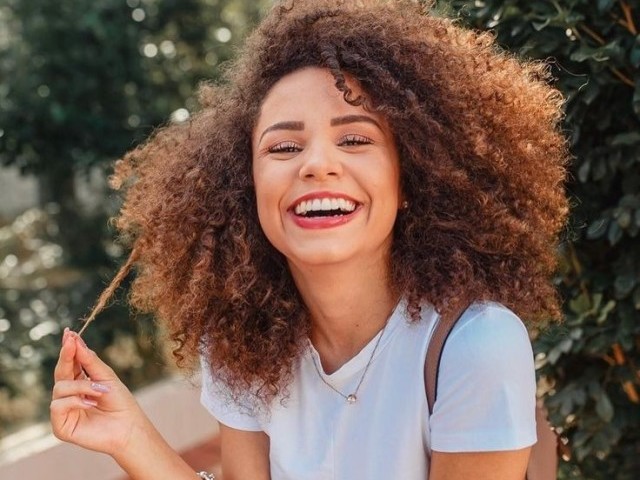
[429, 302, 537, 452]
[199, 355, 263, 432]
[443, 301, 532, 367]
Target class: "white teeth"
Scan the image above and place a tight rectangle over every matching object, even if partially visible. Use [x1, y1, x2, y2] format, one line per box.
[293, 197, 357, 215]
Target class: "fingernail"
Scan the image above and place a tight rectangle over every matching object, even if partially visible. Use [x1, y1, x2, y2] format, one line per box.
[90, 383, 111, 393]
[82, 398, 98, 407]
[62, 327, 69, 343]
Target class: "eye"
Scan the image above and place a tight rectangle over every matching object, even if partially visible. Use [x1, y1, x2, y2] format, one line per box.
[268, 141, 301, 154]
[339, 134, 373, 146]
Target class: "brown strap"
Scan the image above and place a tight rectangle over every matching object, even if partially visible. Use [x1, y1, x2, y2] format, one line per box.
[425, 303, 470, 414]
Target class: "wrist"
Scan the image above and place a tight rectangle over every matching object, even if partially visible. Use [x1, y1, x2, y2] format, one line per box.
[113, 417, 196, 480]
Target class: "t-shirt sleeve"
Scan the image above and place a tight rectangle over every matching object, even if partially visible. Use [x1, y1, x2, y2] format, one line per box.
[429, 303, 537, 452]
[199, 356, 263, 431]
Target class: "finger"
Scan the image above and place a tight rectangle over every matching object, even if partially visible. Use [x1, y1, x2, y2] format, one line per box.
[50, 396, 97, 439]
[52, 379, 110, 400]
[72, 334, 116, 382]
[53, 332, 78, 382]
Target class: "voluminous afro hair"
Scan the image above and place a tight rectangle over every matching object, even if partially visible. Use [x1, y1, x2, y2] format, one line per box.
[91, 0, 569, 404]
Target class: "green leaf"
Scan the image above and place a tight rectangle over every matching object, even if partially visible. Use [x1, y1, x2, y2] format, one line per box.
[586, 217, 609, 239]
[614, 273, 636, 298]
[571, 45, 600, 63]
[569, 327, 583, 340]
[631, 35, 640, 68]
[548, 345, 563, 364]
[532, 18, 551, 31]
[570, 42, 622, 63]
[595, 391, 614, 422]
[573, 429, 592, 448]
[633, 286, 640, 309]
[577, 158, 590, 182]
[596, 300, 616, 324]
[615, 209, 632, 229]
[597, 0, 616, 12]
[611, 132, 640, 146]
[634, 79, 640, 119]
[592, 158, 608, 180]
[569, 292, 591, 314]
[573, 388, 587, 406]
[559, 337, 573, 353]
[581, 79, 600, 106]
[608, 221, 623, 245]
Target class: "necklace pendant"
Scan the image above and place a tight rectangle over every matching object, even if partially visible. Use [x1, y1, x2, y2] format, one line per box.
[346, 394, 357, 404]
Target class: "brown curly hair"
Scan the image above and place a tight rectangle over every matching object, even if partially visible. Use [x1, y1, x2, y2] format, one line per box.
[87, 0, 569, 404]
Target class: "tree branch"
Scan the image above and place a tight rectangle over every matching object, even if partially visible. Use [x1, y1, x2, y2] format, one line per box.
[576, 24, 635, 88]
[621, 1, 637, 35]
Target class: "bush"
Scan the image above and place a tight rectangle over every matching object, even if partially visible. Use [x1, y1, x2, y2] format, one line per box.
[445, 1, 640, 478]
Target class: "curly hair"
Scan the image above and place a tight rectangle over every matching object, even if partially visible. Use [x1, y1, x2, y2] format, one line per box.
[88, 0, 569, 404]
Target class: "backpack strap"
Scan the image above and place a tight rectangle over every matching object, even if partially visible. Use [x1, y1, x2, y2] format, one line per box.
[425, 302, 470, 414]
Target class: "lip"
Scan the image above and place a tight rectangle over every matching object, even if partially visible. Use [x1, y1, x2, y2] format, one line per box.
[288, 191, 362, 230]
[288, 191, 360, 211]
[288, 207, 361, 229]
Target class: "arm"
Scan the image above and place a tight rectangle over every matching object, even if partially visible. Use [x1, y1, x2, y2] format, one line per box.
[427, 305, 537, 479]
[219, 423, 271, 480]
[430, 448, 531, 480]
[51, 329, 198, 480]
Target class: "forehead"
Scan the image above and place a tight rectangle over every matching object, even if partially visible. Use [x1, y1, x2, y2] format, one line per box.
[264, 67, 359, 100]
[254, 67, 386, 132]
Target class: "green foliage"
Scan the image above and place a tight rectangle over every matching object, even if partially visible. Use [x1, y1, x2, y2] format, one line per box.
[0, 207, 165, 438]
[444, 0, 640, 478]
[0, 0, 265, 178]
[0, 0, 269, 440]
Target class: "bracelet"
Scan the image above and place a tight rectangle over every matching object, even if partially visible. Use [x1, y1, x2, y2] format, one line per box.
[196, 472, 215, 480]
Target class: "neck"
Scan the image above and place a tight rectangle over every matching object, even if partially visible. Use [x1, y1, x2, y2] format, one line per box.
[289, 255, 398, 374]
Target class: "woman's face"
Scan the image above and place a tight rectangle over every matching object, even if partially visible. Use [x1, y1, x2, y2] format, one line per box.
[252, 67, 401, 270]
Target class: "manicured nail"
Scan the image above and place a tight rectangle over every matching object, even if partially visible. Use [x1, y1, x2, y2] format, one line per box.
[82, 398, 98, 407]
[90, 383, 110, 393]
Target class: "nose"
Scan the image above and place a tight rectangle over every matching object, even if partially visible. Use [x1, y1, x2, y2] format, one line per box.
[298, 142, 343, 180]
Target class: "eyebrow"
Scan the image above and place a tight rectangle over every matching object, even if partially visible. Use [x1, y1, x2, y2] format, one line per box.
[259, 121, 304, 142]
[258, 115, 382, 142]
[330, 114, 382, 130]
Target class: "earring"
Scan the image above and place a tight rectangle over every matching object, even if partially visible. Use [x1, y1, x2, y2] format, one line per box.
[401, 200, 409, 210]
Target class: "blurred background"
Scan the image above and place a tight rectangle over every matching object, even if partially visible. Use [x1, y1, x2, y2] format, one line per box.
[0, 1, 638, 479]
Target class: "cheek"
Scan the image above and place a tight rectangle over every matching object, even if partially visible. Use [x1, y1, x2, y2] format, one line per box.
[252, 165, 286, 246]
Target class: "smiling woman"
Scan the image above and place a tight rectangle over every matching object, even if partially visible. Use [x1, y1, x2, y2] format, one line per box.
[49, 1, 569, 479]
[252, 68, 401, 268]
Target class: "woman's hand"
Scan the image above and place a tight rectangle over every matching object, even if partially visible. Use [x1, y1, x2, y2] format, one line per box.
[51, 329, 212, 479]
[50, 328, 147, 456]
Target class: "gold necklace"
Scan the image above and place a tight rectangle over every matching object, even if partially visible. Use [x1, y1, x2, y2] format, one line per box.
[310, 304, 396, 405]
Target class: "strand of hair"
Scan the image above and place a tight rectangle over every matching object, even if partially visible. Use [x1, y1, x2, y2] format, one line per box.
[77, 246, 140, 337]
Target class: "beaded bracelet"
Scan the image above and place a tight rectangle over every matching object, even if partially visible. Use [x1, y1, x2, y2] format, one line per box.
[196, 472, 215, 480]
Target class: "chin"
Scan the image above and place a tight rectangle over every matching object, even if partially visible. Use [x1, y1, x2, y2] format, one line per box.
[285, 246, 360, 268]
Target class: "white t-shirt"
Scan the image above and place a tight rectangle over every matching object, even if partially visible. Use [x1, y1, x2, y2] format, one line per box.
[200, 300, 537, 480]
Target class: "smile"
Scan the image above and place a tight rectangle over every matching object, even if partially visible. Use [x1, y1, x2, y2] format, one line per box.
[293, 197, 357, 217]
